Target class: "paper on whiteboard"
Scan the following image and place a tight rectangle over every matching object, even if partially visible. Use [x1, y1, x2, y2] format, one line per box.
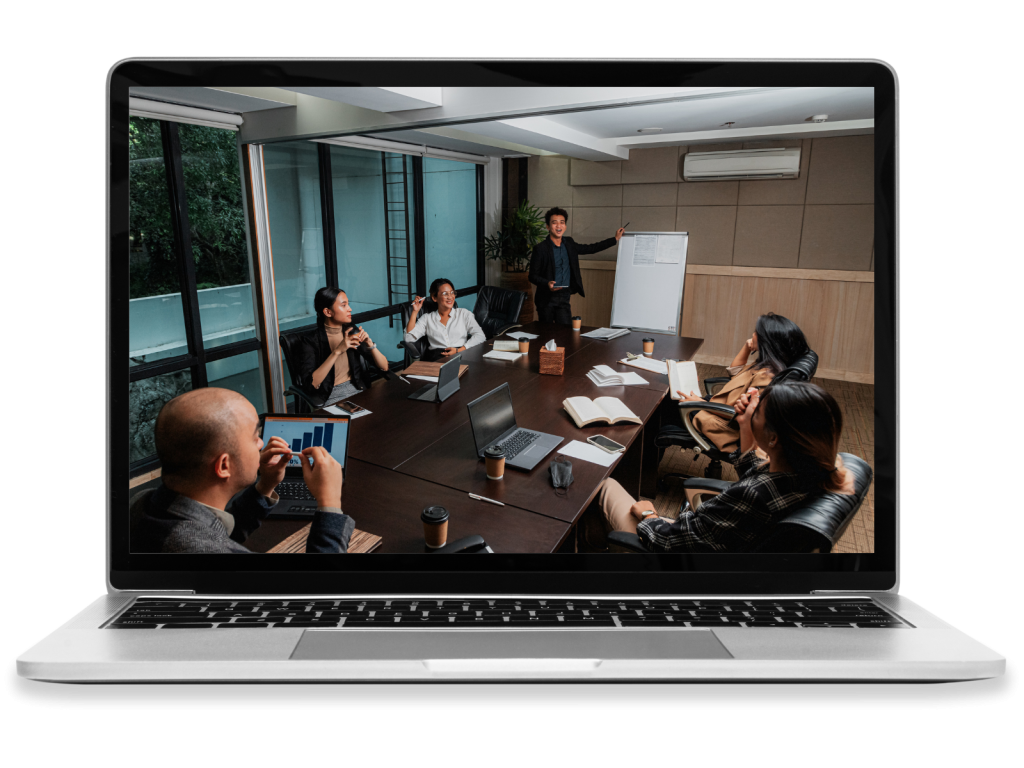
[558, 440, 620, 468]
[632, 235, 657, 266]
[656, 235, 685, 264]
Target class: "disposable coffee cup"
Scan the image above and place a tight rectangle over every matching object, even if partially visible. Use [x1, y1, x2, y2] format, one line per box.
[571, 316, 582, 331]
[518, 339, 529, 353]
[485, 445, 506, 480]
[643, 337, 655, 355]
[421, 506, 450, 549]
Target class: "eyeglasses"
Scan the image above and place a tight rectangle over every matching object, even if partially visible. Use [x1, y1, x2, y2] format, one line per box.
[439, 290, 457, 298]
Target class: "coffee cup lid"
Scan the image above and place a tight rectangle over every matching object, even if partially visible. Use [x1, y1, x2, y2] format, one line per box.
[421, 505, 450, 523]
[643, 337, 655, 342]
[485, 445, 505, 459]
[572, 315, 581, 319]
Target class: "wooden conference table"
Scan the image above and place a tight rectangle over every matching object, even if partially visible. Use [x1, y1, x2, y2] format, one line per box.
[250, 322, 702, 554]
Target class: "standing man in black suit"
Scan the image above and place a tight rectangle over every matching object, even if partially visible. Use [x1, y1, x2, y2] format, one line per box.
[528, 207, 625, 326]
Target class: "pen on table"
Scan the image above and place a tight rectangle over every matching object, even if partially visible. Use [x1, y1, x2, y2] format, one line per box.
[469, 493, 504, 507]
[399, 375, 412, 384]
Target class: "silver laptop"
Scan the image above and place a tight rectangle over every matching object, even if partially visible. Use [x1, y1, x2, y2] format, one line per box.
[16, 58, 1007, 684]
[260, 414, 350, 518]
[467, 383, 564, 471]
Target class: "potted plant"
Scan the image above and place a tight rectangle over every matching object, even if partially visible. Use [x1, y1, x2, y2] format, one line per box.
[483, 199, 548, 324]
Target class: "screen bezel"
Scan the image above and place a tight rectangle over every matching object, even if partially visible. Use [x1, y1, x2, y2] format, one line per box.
[110, 59, 896, 594]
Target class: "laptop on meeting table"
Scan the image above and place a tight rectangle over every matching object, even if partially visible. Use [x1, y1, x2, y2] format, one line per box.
[18, 58, 1007, 684]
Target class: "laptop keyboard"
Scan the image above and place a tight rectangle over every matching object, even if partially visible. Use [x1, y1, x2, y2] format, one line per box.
[276, 482, 315, 501]
[108, 598, 908, 629]
[497, 430, 540, 459]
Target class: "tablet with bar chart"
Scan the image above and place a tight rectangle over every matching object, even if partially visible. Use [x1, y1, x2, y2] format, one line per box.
[261, 415, 350, 470]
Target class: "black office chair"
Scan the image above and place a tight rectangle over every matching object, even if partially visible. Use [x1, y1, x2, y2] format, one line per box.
[429, 535, 494, 554]
[656, 349, 819, 482]
[280, 329, 391, 414]
[609, 453, 872, 554]
[395, 297, 456, 368]
[473, 286, 526, 339]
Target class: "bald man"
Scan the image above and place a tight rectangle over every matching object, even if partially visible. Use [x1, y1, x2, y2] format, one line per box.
[130, 388, 354, 554]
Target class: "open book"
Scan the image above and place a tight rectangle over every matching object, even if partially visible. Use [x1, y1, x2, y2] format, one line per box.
[667, 360, 702, 401]
[563, 396, 641, 428]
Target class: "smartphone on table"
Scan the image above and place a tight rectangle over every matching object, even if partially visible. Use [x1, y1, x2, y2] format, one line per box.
[587, 435, 625, 454]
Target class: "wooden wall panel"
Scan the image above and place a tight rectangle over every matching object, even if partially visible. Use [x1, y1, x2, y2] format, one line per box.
[576, 261, 874, 384]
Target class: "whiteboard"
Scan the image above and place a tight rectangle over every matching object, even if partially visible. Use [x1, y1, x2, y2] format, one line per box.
[609, 231, 688, 335]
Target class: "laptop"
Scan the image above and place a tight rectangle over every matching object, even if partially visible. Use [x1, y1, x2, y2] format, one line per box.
[16, 58, 1007, 684]
[259, 414, 350, 518]
[467, 383, 564, 471]
[408, 354, 462, 403]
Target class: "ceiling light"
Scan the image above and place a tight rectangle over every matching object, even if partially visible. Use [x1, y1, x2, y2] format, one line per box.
[636, 127, 663, 134]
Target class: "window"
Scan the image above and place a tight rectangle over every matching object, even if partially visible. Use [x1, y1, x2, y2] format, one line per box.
[128, 117, 266, 474]
[423, 157, 479, 293]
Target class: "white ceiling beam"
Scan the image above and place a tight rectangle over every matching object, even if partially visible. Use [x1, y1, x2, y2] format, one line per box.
[455, 116, 629, 161]
[618, 119, 875, 148]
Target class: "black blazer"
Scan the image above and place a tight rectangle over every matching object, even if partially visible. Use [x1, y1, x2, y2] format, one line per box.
[528, 236, 616, 306]
[293, 325, 379, 402]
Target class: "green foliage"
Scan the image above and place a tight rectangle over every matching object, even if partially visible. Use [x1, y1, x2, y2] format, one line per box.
[483, 199, 548, 273]
[129, 117, 249, 299]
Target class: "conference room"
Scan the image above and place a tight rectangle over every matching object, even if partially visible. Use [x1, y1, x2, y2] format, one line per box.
[127, 85, 876, 556]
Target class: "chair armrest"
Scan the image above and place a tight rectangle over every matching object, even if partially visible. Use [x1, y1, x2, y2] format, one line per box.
[676, 401, 737, 451]
[607, 531, 650, 552]
[682, 477, 733, 494]
[430, 535, 492, 554]
[703, 376, 731, 397]
[286, 386, 323, 412]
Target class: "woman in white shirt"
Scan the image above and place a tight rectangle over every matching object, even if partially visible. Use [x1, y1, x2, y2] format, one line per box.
[404, 277, 486, 358]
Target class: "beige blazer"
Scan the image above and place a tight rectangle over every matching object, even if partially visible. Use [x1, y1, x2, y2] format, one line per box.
[692, 364, 776, 453]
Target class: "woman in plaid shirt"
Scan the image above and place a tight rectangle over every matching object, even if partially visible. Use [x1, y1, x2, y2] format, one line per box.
[596, 380, 854, 552]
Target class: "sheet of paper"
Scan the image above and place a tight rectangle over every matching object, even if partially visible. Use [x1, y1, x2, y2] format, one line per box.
[483, 350, 523, 361]
[323, 405, 371, 419]
[492, 339, 520, 351]
[506, 331, 538, 340]
[656, 234, 685, 264]
[632, 235, 657, 266]
[620, 356, 668, 374]
[405, 374, 437, 382]
[557, 439, 620, 467]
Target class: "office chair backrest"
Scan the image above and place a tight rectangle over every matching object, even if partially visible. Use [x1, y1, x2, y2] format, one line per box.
[774, 349, 819, 384]
[751, 452, 872, 553]
[473, 286, 526, 339]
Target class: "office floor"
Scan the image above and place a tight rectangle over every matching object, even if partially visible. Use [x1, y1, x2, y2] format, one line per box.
[651, 364, 875, 554]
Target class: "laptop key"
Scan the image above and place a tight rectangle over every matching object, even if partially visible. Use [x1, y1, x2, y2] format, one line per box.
[163, 623, 216, 629]
[108, 623, 158, 629]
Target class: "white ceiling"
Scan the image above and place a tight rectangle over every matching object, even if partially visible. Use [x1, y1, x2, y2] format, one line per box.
[130, 86, 874, 160]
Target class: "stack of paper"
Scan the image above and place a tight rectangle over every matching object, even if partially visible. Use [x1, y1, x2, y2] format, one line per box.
[506, 331, 538, 340]
[483, 350, 523, 361]
[586, 365, 648, 387]
[581, 327, 630, 340]
[492, 339, 521, 351]
[619, 356, 668, 375]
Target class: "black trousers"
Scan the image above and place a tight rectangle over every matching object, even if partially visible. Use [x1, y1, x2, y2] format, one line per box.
[537, 294, 572, 326]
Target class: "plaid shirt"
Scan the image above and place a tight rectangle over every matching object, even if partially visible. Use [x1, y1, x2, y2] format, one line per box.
[637, 450, 813, 553]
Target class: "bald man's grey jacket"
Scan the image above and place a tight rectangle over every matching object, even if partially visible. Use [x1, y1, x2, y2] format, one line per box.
[130, 483, 354, 553]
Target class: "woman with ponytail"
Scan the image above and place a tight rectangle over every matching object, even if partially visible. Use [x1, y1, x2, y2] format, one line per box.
[293, 287, 390, 405]
[596, 380, 854, 552]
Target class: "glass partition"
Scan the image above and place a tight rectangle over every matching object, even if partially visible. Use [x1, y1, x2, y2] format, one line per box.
[263, 141, 326, 332]
[423, 156, 477, 291]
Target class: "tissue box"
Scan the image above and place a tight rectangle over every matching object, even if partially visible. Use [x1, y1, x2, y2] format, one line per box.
[539, 346, 565, 375]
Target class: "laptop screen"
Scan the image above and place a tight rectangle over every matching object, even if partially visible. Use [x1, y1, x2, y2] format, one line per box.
[261, 416, 349, 471]
[467, 385, 517, 454]
[113, 60, 894, 593]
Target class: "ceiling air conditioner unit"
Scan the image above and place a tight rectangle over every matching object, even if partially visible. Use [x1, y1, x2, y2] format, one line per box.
[682, 147, 801, 181]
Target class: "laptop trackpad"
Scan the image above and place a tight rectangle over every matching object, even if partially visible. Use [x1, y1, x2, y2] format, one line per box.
[291, 629, 731, 661]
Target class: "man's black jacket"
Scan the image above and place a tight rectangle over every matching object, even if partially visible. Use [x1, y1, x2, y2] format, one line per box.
[528, 236, 616, 307]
